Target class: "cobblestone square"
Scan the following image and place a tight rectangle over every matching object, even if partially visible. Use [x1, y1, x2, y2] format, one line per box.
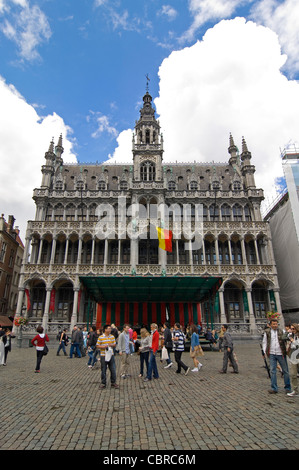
[1, 340, 298, 452]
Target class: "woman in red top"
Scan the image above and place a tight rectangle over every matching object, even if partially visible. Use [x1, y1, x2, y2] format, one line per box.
[144, 323, 159, 381]
[31, 326, 49, 373]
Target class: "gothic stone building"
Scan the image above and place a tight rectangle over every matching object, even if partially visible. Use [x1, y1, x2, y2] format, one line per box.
[15, 91, 282, 337]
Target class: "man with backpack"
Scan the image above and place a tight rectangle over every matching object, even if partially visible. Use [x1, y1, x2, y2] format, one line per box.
[173, 323, 190, 375]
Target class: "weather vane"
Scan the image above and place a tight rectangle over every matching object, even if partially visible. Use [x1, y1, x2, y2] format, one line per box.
[145, 74, 150, 92]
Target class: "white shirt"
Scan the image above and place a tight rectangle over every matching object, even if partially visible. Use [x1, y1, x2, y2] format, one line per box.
[263, 329, 282, 355]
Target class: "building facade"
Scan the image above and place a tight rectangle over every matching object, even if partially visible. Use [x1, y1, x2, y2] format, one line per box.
[0, 214, 24, 318]
[264, 147, 299, 324]
[15, 91, 282, 337]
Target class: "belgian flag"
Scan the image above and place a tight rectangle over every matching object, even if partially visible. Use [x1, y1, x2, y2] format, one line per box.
[156, 227, 173, 252]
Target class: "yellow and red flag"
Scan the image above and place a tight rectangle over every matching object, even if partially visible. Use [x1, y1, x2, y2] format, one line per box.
[156, 227, 173, 252]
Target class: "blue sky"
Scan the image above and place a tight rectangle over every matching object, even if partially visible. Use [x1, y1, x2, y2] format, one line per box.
[1, 0, 299, 235]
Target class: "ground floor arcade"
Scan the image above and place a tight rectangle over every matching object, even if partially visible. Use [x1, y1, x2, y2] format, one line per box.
[15, 274, 283, 334]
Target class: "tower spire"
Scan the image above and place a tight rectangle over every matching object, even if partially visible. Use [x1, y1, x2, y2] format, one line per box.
[55, 133, 64, 163]
[228, 133, 238, 166]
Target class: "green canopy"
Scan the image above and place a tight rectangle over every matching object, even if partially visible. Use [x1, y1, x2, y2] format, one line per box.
[79, 275, 222, 303]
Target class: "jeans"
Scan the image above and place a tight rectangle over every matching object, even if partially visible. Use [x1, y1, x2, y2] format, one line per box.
[147, 351, 159, 379]
[269, 354, 291, 392]
[100, 355, 116, 385]
[87, 346, 95, 365]
[91, 348, 99, 366]
[140, 351, 149, 376]
[57, 341, 66, 355]
[69, 342, 81, 358]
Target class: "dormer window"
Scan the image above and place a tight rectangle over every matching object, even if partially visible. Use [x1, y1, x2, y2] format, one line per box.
[76, 181, 84, 191]
[190, 181, 198, 190]
[211, 181, 220, 191]
[120, 181, 128, 190]
[233, 181, 242, 191]
[98, 181, 106, 191]
[55, 181, 63, 191]
[140, 161, 155, 181]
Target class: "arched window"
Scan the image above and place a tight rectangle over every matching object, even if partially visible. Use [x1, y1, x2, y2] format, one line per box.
[233, 204, 242, 221]
[54, 203, 64, 221]
[221, 204, 231, 221]
[140, 161, 156, 181]
[244, 205, 251, 221]
[145, 129, 150, 144]
[66, 204, 75, 221]
[209, 204, 219, 221]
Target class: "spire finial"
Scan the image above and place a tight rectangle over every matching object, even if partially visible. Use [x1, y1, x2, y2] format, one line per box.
[241, 136, 252, 161]
[242, 136, 248, 153]
[55, 133, 64, 160]
[48, 137, 55, 153]
[145, 74, 150, 93]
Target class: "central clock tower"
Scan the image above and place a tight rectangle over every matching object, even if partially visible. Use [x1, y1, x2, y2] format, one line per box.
[132, 91, 164, 181]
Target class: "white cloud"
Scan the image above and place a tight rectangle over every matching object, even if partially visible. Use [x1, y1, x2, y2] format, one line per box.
[158, 5, 178, 21]
[0, 0, 51, 61]
[180, 0, 243, 43]
[0, 76, 77, 238]
[88, 111, 118, 138]
[109, 17, 299, 213]
[107, 129, 133, 162]
[250, 0, 299, 74]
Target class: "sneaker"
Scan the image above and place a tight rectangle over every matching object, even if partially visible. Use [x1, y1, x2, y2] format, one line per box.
[121, 374, 126, 379]
[164, 363, 173, 369]
[111, 383, 119, 389]
[191, 368, 198, 372]
[144, 377, 151, 382]
[99, 384, 106, 389]
[197, 364, 203, 370]
[287, 391, 298, 397]
[185, 367, 190, 376]
[268, 389, 277, 394]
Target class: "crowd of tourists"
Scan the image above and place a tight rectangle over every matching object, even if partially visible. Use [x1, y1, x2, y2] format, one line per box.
[1, 317, 298, 397]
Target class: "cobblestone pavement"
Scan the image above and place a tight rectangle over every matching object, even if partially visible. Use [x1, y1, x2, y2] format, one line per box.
[0, 340, 298, 452]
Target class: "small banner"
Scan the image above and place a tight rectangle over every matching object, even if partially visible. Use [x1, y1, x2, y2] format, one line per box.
[49, 288, 56, 313]
[25, 288, 31, 312]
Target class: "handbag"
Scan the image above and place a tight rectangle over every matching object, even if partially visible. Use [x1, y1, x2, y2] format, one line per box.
[43, 344, 49, 356]
[105, 347, 113, 362]
[161, 346, 169, 360]
[190, 345, 204, 358]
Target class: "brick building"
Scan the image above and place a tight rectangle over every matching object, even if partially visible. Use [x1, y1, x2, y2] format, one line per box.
[0, 214, 24, 319]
